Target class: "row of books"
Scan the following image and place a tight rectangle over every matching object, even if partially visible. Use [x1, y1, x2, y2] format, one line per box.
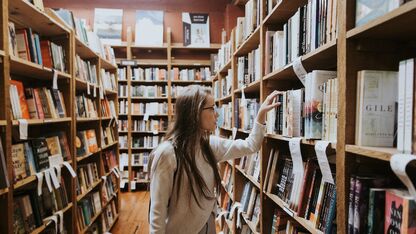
[171, 67, 211, 81]
[103, 150, 118, 175]
[101, 199, 118, 232]
[53, 8, 116, 65]
[118, 120, 128, 132]
[235, 0, 261, 48]
[10, 80, 67, 120]
[76, 162, 100, 196]
[101, 126, 117, 148]
[222, 163, 234, 195]
[75, 55, 98, 85]
[77, 191, 102, 231]
[76, 95, 98, 119]
[12, 133, 72, 182]
[239, 184, 261, 232]
[119, 136, 128, 149]
[266, 71, 338, 141]
[132, 153, 150, 167]
[235, 98, 260, 130]
[132, 67, 167, 81]
[214, 38, 233, 72]
[134, 170, 149, 181]
[238, 152, 261, 183]
[132, 119, 168, 132]
[132, 136, 162, 148]
[119, 100, 128, 115]
[237, 48, 261, 89]
[347, 175, 415, 234]
[171, 85, 211, 98]
[131, 85, 168, 98]
[355, 66, 412, 148]
[270, 210, 309, 234]
[221, 69, 233, 97]
[265, 0, 338, 74]
[14, 178, 70, 233]
[218, 103, 233, 129]
[214, 80, 220, 100]
[118, 68, 127, 81]
[219, 194, 234, 234]
[100, 69, 117, 91]
[131, 102, 168, 115]
[0, 141, 8, 189]
[75, 129, 99, 158]
[9, 22, 67, 72]
[101, 99, 117, 118]
[264, 148, 336, 232]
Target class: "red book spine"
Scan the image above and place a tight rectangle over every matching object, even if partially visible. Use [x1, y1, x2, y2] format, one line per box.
[32, 88, 45, 119]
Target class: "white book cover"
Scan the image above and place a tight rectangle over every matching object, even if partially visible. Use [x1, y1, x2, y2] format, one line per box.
[356, 70, 398, 147]
[182, 13, 210, 47]
[135, 10, 164, 46]
[93, 8, 123, 45]
[397, 60, 406, 152]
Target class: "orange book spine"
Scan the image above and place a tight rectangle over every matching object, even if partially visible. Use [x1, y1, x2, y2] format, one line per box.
[10, 80, 30, 119]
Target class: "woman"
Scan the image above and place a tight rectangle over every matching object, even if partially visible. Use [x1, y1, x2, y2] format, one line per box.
[149, 85, 280, 234]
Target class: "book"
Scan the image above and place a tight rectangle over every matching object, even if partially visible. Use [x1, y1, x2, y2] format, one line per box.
[10, 80, 30, 119]
[86, 130, 98, 153]
[76, 131, 88, 157]
[384, 189, 416, 234]
[31, 138, 50, 172]
[8, 22, 17, 57]
[367, 188, 386, 234]
[93, 8, 123, 45]
[355, 70, 398, 147]
[182, 13, 210, 47]
[11, 143, 28, 182]
[355, 0, 401, 27]
[135, 10, 164, 46]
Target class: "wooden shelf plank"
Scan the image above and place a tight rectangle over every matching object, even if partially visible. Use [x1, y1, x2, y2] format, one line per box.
[241, 213, 260, 234]
[346, 1, 416, 40]
[345, 145, 396, 161]
[104, 89, 118, 96]
[75, 36, 98, 59]
[77, 179, 102, 202]
[171, 59, 211, 67]
[171, 80, 212, 85]
[218, 94, 232, 103]
[264, 192, 324, 234]
[12, 117, 72, 126]
[219, 59, 232, 74]
[234, 26, 260, 57]
[0, 188, 9, 196]
[234, 80, 261, 94]
[235, 166, 261, 190]
[9, 1, 69, 36]
[263, 0, 308, 25]
[102, 141, 119, 151]
[0, 120, 6, 126]
[130, 114, 169, 117]
[76, 117, 100, 122]
[10, 56, 71, 80]
[171, 43, 221, 50]
[266, 134, 337, 149]
[75, 78, 99, 90]
[130, 80, 168, 84]
[14, 175, 37, 190]
[100, 57, 117, 70]
[76, 150, 101, 162]
[131, 44, 168, 50]
[263, 40, 337, 82]
[131, 97, 168, 101]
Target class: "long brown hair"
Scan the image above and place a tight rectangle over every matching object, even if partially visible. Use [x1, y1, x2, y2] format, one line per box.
[162, 85, 221, 207]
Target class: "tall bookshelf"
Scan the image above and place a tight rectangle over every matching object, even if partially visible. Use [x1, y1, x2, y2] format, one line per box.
[214, 0, 416, 234]
[112, 28, 219, 192]
[0, 1, 120, 233]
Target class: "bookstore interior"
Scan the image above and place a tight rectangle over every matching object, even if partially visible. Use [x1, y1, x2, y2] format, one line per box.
[0, 0, 415, 233]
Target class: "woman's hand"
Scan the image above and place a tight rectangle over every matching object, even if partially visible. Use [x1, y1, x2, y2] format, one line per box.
[256, 90, 282, 124]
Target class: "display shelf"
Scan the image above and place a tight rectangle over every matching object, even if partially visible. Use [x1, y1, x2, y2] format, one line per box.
[10, 56, 71, 80]
[345, 145, 396, 161]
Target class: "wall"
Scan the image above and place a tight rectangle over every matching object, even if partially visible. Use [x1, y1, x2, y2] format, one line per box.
[43, 0, 233, 44]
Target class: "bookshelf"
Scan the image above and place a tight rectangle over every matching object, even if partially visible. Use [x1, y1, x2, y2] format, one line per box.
[213, 0, 416, 233]
[112, 28, 218, 192]
[0, 1, 120, 233]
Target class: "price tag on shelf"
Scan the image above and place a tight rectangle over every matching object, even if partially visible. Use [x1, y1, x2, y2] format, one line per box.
[130, 181, 136, 190]
[43, 215, 58, 234]
[144, 112, 150, 121]
[391, 154, 416, 200]
[87, 82, 91, 95]
[52, 69, 58, 90]
[35, 172, 44, 195]
[56, 211, 64, 233]
[49, 168, 60, 189]
[232, 127, 237, 140]
[62, 162, 77, 178]
[44, 169, 53, 192]
[54, 165, 62, 182]
[293, 57, 307, 86]
[288, 138, 305, 208]
[18, 119, 28, 140]
[93, 86, 97, 97]
[49, 154, 64, 168]
[315, 141, 334, 184]
[153, 129, 159, 135]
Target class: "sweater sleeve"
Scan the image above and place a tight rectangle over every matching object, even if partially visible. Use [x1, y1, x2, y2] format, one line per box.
[149, 144, 177, 234]
[210, 122, 266, 162]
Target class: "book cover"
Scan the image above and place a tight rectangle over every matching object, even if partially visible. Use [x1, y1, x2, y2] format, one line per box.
[93, 8, 123, 45]
[23, 142, 36, 176]
[182, 13, 210, 47]
[86, 130, 98, 153]
[368, 188, 386, 234]
[15, 29, 31, 61]
[32, 88, 45, 119]
[10, 80, 30, 119]
[8, 22, 17, 57]
[356, 0, 401, 27]
[135, 10, 164, 46]
[45, 136, 62, 157]
[11, 143, 28, 182]
[31, 138, 50, 172]
[76, 131, 88, 157]
[57, 132, 72, 161]
[385, 189, 416, 234]
[356, 70, 398, 147]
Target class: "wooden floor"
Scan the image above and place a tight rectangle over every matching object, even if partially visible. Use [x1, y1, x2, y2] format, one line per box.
[111, 191, 150, 234]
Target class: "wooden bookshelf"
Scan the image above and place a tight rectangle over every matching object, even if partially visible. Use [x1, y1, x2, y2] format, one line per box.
[0, 2, 121, 233]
